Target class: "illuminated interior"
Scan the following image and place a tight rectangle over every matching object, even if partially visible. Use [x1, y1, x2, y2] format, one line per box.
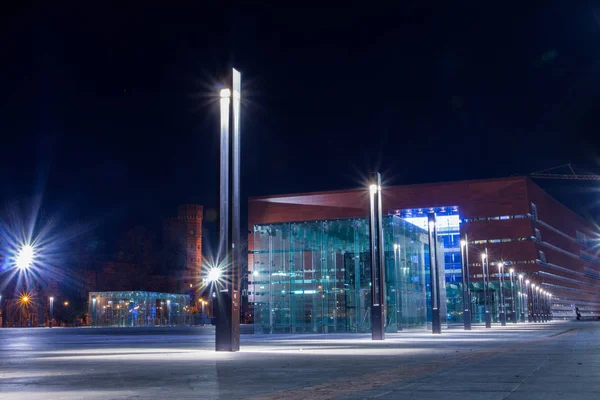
[88, 291, 190, 327]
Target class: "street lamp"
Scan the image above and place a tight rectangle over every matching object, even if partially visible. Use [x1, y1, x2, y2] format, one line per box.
[531, 283, 540, 322]
[536, 285, 545, 322]
[509, 268, 517, 324]
[518, 274, 525, 322]
[498, 262, 506, 326]
[167, 299, 171, 325]
[460, 237, 471, 330]
[525, 279, 533, 322]
[207, 267, 223, 283]
[481, 251, 491, 328]
[20, 294, 30, 327]
[427, 212, 442, 334]
[215, 68, 242, 352]
[49, 296, 54, 328]
[91, 296, 97, 327]
[537, 287, 542, 322]
[531, 284, 536, 322]
[16, 244, 35, 270]
[368, 172, 386, 339]
[539, 290, 545, 322]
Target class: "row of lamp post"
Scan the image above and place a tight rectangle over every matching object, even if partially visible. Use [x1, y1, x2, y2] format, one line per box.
[365, 176, 554, 338]
[458, 239, 553, 330]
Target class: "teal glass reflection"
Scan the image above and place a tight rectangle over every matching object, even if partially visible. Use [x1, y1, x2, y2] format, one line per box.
[88, 291, 190, 327]
[251, 214, 453, 334]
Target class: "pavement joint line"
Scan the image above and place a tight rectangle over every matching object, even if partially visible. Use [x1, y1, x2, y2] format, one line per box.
[245, 327, 579, 400]
[501, 355, 551, 400]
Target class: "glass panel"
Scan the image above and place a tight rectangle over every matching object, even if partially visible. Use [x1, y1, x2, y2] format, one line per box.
[251, 211, 457, 334]
[88, 291, 190, 327]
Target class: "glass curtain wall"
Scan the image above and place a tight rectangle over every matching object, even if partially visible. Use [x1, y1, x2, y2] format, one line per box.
[395, 207, 461, 323]
[251, 215, 446, 334]
[89, 291, 190, 327]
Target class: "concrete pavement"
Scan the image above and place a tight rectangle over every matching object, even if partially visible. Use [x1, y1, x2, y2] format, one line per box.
[0, 321, 597, 399]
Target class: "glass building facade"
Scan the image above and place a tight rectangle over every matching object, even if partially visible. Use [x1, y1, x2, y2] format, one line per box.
[251, 207, 516, 334]
[89, 291, 190, 327]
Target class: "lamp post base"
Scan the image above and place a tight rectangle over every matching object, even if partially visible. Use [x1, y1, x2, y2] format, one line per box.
[371, 305, 385, 340]
[500, 312, 506, 326]
[463, 310, 471, 330]
[215, 289, 240, 352]
[485, 311, 492, 328]
[432, 308, 442, 334]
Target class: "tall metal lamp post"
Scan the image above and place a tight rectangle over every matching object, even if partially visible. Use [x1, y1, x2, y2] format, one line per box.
[539, 290, 545, 322]
[525, 280, 532, 322]
[531, 283, 538, 322]
[481, 250, 491, 328]
[508, 268, 516, 323]
[498, 262, 506, 326]
[215, 68, 242, 352]
[368, 172, 385, 340]
[518, 274, 525, 322]
[541, 290, 548, 322]
[460, 236, 471, 330]
[49, 296, 54, 328]
[427, 212, 442, 334]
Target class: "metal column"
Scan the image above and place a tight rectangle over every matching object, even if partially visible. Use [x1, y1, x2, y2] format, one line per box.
[460, 235, 471, 330]
[427, 212, 441, 334]
[368, 172, 385, 340]
[216, 68, 241, 352]
[498, 263, 506, 326]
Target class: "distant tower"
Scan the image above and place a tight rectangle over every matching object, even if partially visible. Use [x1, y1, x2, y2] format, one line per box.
[177, 205, 204, 294]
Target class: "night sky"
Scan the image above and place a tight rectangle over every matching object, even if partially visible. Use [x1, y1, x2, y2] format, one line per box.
[2, 2, 600, 247]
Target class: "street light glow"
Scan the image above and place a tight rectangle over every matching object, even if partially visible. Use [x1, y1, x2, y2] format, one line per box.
[460, 240, 466, 247]
[369, 184, 378, 195]
[16, 244, 35, 270]
[207, 267, 222, 283]
[220, 88, 231, 98]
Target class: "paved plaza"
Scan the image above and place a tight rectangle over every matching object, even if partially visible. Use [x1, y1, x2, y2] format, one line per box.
[0, 321, 598, 399]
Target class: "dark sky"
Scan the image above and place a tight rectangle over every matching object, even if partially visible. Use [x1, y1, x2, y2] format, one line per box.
[2, 2, 600, 243]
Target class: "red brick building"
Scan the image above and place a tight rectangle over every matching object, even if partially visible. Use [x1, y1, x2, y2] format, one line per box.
[163, 204, 204, 295]
[248, 177, 600, 319]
